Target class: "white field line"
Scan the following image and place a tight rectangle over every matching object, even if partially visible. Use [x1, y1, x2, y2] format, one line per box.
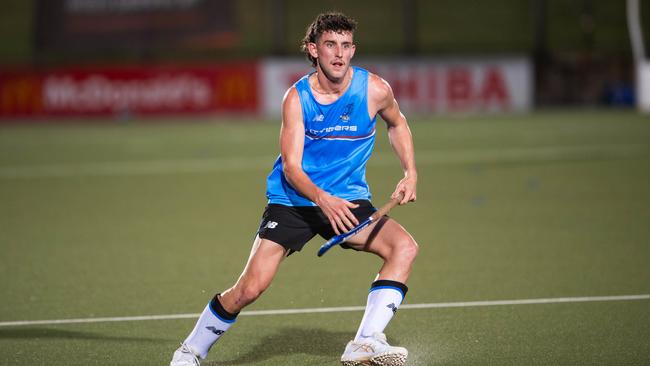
[1, 294, 648, 328]
[0, 143, 648, 179]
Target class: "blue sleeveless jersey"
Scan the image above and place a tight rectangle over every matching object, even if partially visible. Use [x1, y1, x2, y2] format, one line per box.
[266, 67, 376, 206]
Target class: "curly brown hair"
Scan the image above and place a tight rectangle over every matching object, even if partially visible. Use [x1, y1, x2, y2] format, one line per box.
[301, 12, 357, 67]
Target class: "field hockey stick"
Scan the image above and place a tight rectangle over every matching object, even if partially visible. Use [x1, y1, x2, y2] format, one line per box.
[317, 192, 404, 257]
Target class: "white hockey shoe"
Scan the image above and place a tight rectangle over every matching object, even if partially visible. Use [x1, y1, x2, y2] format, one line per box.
[170, 343, 200, 366]
[340, 332, 408, 366]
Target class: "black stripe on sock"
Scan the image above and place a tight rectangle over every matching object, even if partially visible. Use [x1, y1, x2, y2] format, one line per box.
[371, 280, 409, 296]
[209, 293, 239, 321]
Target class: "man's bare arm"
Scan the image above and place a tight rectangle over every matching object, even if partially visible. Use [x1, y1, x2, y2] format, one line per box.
[370, 75, 417, 205]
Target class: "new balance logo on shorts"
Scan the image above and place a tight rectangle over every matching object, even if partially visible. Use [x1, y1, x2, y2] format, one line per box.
[387, 303, 398, 314]
[264, 221, 278, 229]
[206, 326, 225, 335]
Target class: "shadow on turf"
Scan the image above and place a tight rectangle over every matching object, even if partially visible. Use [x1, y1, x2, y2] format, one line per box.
[207, 327, 356, 365]
[0, 327, 166, 343]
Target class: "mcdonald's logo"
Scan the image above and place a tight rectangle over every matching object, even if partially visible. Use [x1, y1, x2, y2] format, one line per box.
[1, 75, 43, 114]
[214, 72, 257, 110]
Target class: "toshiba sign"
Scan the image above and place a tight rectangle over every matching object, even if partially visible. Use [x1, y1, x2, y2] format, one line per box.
[262, 58, 532, 116]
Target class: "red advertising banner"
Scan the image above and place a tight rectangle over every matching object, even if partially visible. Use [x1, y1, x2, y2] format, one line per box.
[0, 64, 258, 119]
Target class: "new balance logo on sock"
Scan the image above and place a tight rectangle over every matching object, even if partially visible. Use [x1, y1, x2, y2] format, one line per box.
[206, 326, 225, 335]
[387, 303, 398, 314]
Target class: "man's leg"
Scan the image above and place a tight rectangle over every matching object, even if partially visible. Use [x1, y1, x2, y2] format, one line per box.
[172, 236, 287, 364]
[219, 236, 288, 313]
[348, 218, 418, 283]
[340, 218, 418, 365]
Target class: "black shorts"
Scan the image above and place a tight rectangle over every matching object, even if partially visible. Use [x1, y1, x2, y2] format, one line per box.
[257, 200, 380, 253]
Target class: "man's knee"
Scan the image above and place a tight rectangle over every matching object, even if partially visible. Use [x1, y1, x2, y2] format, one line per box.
[240, 281, 267, 303]
[394, 236, 418, 264]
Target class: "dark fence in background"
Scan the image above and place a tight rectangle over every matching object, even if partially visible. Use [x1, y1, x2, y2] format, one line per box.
[0, 0, 646, 107]
[34, 0, 237, 62]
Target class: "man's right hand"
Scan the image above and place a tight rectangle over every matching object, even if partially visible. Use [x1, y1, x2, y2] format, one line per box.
[315, 191, 360, 235]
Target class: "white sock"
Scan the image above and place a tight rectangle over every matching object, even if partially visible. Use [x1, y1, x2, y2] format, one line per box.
[183, 295, 237, 359]
[354, 280, 408, 342]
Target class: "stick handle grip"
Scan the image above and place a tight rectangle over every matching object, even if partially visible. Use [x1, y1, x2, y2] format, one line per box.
[370, 192, 404, 221]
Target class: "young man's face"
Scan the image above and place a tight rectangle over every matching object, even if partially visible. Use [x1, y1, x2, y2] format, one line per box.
[308, 30, 356, 82]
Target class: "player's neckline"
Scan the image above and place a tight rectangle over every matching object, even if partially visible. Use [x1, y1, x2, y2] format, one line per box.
[309, 68, 355, 106]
